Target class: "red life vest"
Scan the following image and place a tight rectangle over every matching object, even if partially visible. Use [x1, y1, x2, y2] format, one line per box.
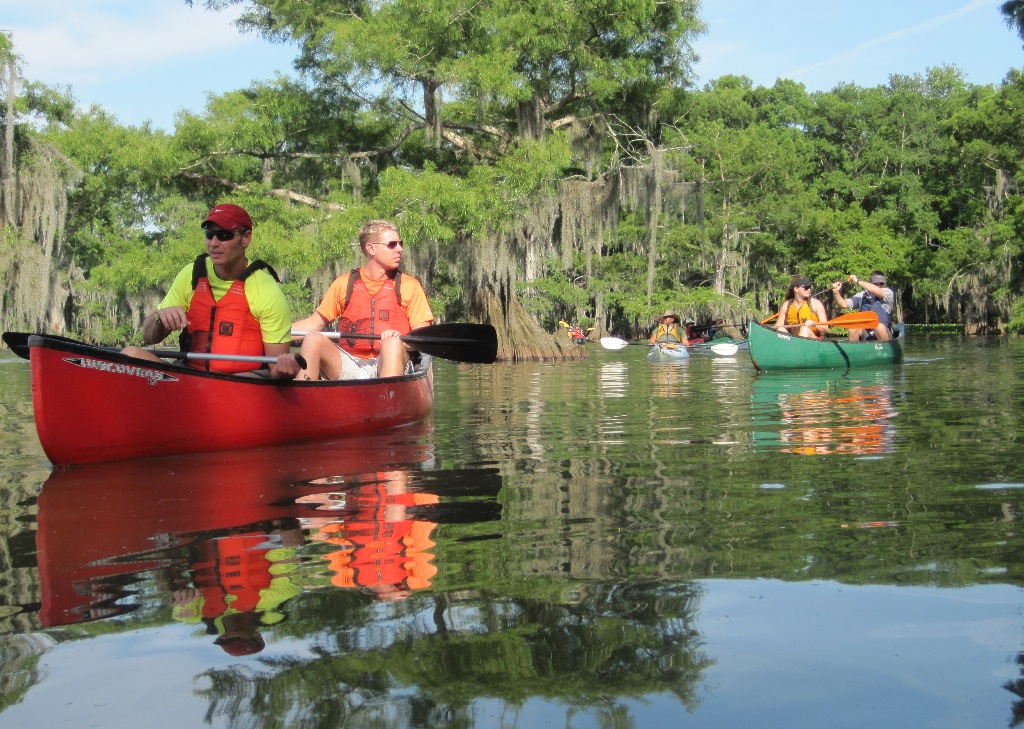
[192, 533, 275, 616]
[337, 268, 410, 359]
[184, 254, 279, 373]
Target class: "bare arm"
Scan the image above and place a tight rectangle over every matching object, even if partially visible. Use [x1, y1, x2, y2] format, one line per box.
[810, 299, 829, 334]
[264, 342, 301, 380]
[292, 312, 329, 334]
[141, 306, 188, 345]
[831, 281, 849, 308]
[775, 302, 790, 331]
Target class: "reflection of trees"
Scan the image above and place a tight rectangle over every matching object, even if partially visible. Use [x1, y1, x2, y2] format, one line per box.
[1006, 652, 1024, 727]
[196, 581, 711, 729]
[0, 634, 48, 713]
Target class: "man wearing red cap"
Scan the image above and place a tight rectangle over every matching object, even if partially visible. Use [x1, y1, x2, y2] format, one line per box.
[123, 203, 301, 378]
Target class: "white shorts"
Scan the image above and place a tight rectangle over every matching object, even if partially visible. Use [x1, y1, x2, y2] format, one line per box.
[336, 346, 380, 380]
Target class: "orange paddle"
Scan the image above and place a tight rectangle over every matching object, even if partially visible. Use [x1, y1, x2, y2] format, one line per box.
[780, 311, 879, 330]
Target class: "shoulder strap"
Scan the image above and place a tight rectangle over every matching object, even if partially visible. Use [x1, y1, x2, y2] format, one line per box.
[344, 268, 361, 310]
[190, 253, 209, 290]
[393, 270, 402, 304]
[239, 259, 280, 283]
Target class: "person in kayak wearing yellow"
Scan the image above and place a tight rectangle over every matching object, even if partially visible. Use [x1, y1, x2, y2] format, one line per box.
[122, 203, 301, 378]
[648, 309, 688, 345]
[775, 275, 829, 339]
[291, 219, 434, 380]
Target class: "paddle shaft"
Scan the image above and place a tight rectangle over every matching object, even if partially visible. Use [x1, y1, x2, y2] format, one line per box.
[2, 332, 305, 368]
[150, 350, 307, 368]
[295, 330, 479, 346]
[291, 322, 498, 364]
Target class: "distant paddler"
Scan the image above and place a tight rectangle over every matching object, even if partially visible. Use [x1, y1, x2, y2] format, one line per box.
[832, 271, 895, 342]
[775, 276, 828, 339]
[648, 309, 689, 347]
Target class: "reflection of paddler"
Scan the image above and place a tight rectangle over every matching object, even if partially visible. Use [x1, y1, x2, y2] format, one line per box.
[304, 471, 439, 601]
[752, 373, 897, 455]
[172, 520, 304, 655]
[32, 427, 437, 629]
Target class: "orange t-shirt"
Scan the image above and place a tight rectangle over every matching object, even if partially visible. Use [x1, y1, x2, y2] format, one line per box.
[316, 269, 433, 329]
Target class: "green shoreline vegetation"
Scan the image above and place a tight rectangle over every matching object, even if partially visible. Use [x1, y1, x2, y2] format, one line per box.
[2, 3, 1024, 360]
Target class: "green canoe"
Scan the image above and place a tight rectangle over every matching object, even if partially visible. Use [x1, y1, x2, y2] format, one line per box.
[747, 321, 904, 372]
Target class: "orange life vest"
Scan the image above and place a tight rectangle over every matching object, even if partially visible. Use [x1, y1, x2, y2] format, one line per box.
[184, 254, 278, 373]
[783, 300, 818, 327]
[337, 268, 411, 359]
[192, 533, 275, 616]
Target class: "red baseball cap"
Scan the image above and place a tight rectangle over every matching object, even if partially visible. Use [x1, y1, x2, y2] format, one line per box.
[201, 203, 253, 231]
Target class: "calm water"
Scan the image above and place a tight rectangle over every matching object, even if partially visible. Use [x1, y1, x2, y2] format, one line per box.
[1, 336, 1023, 729]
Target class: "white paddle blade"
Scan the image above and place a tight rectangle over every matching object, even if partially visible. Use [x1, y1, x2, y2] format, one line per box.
[709, 343, 739, 356]
[600, 337, 629, 350]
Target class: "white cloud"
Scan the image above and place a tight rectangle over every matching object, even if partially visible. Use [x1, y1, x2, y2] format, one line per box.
[3, 1, 251, 86]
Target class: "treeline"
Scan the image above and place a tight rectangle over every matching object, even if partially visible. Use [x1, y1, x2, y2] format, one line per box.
[1, 3, 1022, 360]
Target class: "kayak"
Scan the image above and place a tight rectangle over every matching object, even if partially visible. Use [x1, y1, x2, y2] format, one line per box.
[747, 321, 904, 372]
[647, 342, 690, 362]
[9, 333, 434, 466]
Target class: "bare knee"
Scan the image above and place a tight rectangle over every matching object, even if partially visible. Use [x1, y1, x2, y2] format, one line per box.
[296, 333, 338, 380]
[376, 338, 408, 377]
[121, 345, 161, 362]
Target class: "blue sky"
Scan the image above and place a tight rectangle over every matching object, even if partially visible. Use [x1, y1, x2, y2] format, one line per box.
[2, 0, 1022, 131]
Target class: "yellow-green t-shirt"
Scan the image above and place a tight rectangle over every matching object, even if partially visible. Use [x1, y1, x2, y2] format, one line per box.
[160, 258, 292, 345]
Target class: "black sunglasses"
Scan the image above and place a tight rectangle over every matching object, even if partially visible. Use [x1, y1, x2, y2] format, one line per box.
[204, 228, 241, 241]
[376, 239, 402, 249]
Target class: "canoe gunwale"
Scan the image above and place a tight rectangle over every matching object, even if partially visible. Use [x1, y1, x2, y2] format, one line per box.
[25, 333, 431, 386]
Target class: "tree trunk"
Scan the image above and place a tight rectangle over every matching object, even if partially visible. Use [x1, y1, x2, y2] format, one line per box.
[645, 148, 663, 305]
[1, 59, 17, 227]
[472, 283, 586, 362]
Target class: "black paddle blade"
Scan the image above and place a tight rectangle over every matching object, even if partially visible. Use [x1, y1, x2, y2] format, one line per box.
[2, 332, 31, 360]
[404, 323, 498, 364]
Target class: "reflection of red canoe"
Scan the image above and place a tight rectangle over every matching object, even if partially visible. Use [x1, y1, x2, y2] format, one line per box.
[35, 428, 438, 627]
[22, 334, 434, 465]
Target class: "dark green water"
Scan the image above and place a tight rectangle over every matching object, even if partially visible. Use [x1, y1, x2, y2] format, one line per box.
[1, 336, 1023, 728]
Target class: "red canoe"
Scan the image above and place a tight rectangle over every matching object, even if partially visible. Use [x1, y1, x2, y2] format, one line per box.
[18, 333, 434, 466]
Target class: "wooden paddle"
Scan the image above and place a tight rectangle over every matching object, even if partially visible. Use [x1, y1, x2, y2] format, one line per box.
[291, 322, 498, 364]
[779, 312, 879, 330]
[2, 332, 307, 368]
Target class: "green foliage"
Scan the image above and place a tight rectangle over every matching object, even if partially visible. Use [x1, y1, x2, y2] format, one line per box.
[5, 8, 1024, 340]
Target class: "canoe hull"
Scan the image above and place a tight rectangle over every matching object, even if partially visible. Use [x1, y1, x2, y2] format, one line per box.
[26, 334, 434, 465]
[747, 322, 903, 372]
[647, 343, 690, 362]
